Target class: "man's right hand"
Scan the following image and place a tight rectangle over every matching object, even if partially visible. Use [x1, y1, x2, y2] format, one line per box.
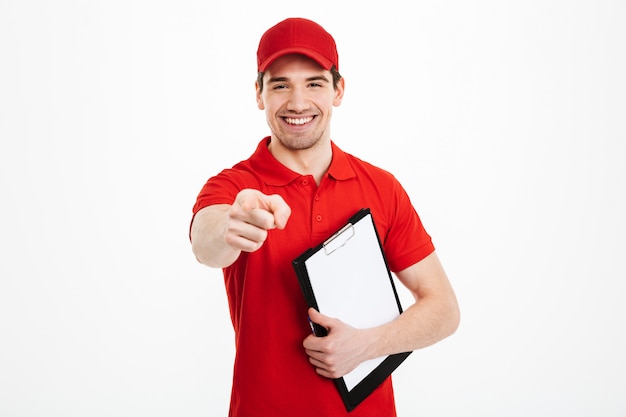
[224, 189, 292, 253]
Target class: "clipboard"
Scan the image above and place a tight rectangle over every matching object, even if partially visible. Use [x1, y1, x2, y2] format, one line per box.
[292, 208, 411, 411]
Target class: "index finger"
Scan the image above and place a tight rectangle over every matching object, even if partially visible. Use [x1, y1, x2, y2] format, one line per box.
[262, 194, 291, 229]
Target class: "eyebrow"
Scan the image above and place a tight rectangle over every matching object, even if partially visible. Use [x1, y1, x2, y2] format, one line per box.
[267, 75, 330, 84]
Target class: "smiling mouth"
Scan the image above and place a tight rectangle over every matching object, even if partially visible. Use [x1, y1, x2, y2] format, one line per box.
[283, 116, 314, 126]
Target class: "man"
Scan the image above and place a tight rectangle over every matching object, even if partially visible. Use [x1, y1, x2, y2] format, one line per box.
[190, 17, 459, 417]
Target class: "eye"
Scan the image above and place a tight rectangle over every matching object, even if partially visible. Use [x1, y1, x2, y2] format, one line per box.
[272, 84, 288, 90]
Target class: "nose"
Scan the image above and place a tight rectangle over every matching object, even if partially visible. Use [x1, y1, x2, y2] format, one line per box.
[286, 87, 309, 113]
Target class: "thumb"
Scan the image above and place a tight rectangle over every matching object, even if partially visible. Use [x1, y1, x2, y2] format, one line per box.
[308, 307, 334, 332]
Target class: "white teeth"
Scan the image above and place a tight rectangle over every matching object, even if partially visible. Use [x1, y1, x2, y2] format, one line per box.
[284, 117, 313, 125]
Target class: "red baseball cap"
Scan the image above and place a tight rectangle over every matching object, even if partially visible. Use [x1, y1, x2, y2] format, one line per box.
[256, 18, 339, 72]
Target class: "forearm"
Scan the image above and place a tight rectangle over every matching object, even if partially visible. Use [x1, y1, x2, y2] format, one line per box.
[365, 254, 460, 359]
[367, 292, 460, 359]
[303, 290, 459, 379]
[191, 205, 241, 268]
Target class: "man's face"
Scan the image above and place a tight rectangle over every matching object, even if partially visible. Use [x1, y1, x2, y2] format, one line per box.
[256, 54, 344, 151]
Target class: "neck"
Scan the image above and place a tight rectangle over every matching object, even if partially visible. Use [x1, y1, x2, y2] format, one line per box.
[268, 137, 332, 185]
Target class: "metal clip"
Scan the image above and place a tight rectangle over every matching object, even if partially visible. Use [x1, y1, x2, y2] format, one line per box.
[323, 224, 355, 255]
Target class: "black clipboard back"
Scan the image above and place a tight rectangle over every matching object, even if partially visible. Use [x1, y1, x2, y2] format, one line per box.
[292, 208, 411, 411]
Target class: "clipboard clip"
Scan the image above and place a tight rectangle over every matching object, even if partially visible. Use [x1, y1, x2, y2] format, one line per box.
[323, 223, 355, 256]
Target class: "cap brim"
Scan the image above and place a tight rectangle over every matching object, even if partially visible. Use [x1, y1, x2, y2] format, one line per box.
[258, 47, 334, 72]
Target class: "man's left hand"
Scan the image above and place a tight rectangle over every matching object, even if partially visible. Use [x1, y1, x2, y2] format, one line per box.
[302, 308, 371, 379]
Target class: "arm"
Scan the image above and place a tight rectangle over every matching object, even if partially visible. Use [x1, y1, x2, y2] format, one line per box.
[303, 251, 460, 379]
[190, 189, 292, 268]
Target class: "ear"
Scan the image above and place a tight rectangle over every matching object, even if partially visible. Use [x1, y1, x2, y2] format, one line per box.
[333, 77, 345, 107]
[255, 81, 265, 110]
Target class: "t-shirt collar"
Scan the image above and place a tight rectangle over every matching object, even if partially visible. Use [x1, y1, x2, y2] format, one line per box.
[250, 137, 356, 186]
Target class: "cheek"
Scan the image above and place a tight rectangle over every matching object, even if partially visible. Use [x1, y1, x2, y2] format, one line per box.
[261, 96, 285, 115]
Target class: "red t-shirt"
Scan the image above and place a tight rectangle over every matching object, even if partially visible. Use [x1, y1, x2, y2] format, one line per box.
[192, 138, 434, 417]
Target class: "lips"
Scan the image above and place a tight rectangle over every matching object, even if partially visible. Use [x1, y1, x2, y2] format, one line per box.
[283, 116, 314, 125]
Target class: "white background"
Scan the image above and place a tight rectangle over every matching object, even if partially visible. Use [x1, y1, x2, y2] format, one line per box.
[1, 1, 625, 416]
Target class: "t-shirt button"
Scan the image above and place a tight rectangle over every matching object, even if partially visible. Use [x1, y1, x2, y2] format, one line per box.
[302, 179, 309, 186]
[316, 214, 323, 222]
